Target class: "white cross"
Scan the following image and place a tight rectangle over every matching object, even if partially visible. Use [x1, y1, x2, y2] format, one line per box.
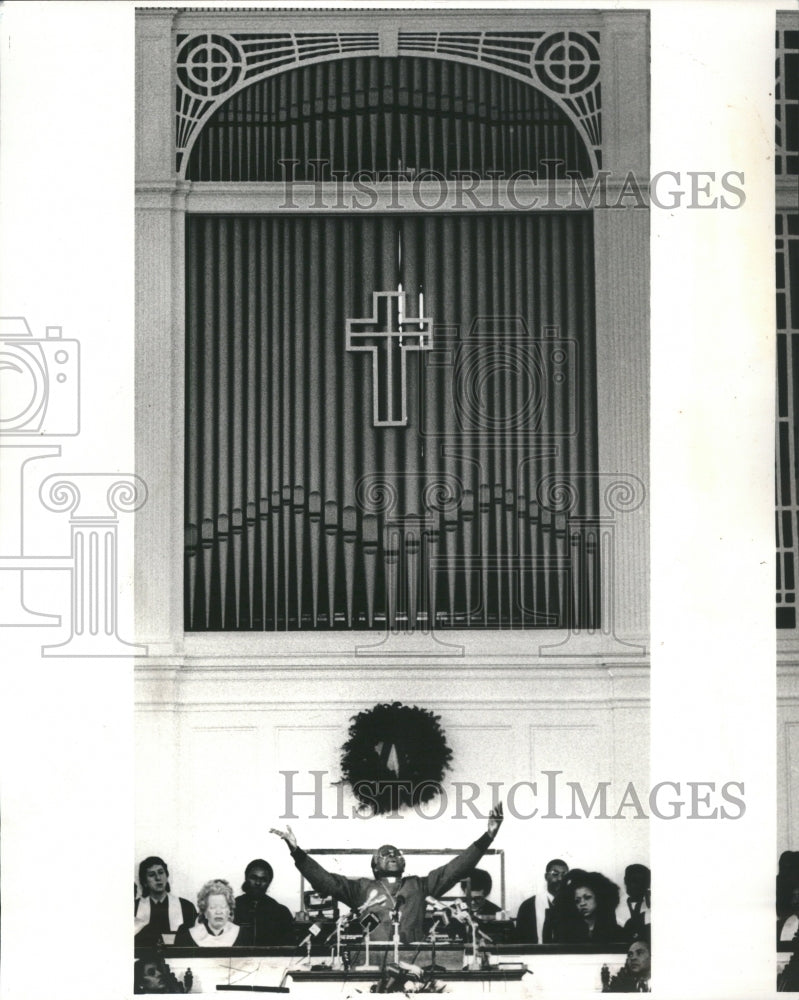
[346, 291, 432, 427]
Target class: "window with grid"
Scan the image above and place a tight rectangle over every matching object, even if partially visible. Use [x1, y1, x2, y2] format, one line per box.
[777, 21, 799, 629]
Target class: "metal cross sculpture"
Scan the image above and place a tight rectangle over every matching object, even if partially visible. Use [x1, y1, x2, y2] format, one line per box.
[346, 291, 432, 427]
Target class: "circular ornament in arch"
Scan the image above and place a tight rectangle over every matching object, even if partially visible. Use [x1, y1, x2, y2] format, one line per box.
[177, 33, 245, 98]
[531, 31, 599, 96]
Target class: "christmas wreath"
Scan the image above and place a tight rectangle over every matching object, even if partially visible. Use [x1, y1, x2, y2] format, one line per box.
[340, 702, 453, 815]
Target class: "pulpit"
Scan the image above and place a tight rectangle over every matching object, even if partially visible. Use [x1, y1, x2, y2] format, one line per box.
[136, 944, 630, 994]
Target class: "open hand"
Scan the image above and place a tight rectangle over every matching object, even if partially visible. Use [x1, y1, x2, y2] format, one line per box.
[270, 825, 298, 851]
[487, 802, 504, 839]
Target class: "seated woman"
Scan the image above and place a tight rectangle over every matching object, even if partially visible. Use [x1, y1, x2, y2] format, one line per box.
[562, 871, 624, 944]
[135, 856, 198, 946]
[174, 879, 254, 947]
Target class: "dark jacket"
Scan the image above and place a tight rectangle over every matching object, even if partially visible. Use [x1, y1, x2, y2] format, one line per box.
[234, 893, 295, 945]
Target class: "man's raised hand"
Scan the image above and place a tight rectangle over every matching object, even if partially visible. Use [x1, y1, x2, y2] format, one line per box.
[487, 802, 504, 839]
[270, 825, 298, 851]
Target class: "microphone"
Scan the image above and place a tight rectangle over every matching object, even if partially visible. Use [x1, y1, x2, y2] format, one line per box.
[358, 889, 387, 912]
[323, 914, 348, 943]
[449, 900, 478, 929]
[450, 901, 493, 944]
[425, 897, 450, 926]
[359, 911, 381, 934]
[298, 922, 322, 948]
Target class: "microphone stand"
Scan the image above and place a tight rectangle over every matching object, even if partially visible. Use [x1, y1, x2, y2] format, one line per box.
[423, 914, 445, 975]
[330, 914, 345, 970]
[452, 902, 491, 972]
[362, 927, 378, 971]
[391, 906, 401, 966]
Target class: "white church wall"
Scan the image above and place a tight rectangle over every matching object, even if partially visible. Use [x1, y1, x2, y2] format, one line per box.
[135, 664, 648, 917]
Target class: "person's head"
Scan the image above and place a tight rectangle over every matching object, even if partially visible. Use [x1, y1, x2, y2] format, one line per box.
[623, 863, 650, 901]
[371, 844, 406, 878]
[134, 953, 168, 994]
[242, 859, 274, 897]
[625, 939, 651, 979]
[197, 879, 236, 932]
[139, 857, 170, 898]
[544, 859, 569, 896]
[574, 883, 597, 920]
[571, 872, 620, 922]
[460, 868, 492, 899]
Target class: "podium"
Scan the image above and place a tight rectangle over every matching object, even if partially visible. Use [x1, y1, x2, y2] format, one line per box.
[136, 943, 628, 994]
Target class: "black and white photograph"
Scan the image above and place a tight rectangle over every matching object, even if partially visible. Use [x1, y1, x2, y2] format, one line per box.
[134, 6, 649, 993]
[0, 2, 782, 998]
[776, 7, 799, 992]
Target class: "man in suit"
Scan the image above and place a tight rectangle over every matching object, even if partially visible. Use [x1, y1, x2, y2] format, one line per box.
[615, 863, 650, 941]
[515, 858, 568, 943]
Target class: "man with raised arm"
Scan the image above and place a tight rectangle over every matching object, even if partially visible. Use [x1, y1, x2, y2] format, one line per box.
[271, 802, 503, 944]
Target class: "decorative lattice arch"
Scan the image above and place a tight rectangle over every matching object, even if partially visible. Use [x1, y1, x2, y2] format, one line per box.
[175, 29, 602, 176]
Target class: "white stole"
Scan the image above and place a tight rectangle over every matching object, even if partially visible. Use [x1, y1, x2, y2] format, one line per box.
[188, 922, 240, 947]
[135, 893, 185, 935]
[781, 914, 799, 942]
[616, 896, 650, 928]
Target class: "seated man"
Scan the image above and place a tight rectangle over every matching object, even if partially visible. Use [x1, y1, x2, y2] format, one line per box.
[234, 859, 295, 945]
[602, 937, 651, 993]
[271, 802, 503, 944]
[615, 863, 650, 942]
[135, 856, 197, 946]
[515, 858, 568, 943]
[460, 868, 501, 919]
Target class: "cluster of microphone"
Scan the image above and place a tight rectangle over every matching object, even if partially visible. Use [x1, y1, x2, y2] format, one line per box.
[426, 897, 491, 943]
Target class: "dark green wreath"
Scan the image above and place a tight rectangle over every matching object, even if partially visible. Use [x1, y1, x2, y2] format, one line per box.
[340, 702, 453, 815]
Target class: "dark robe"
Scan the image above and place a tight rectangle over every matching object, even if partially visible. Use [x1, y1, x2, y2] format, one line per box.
[291, 833, 493, 944]
[234, 893, 295, 945]
[135, 895, 197, 946]
[562, 912, 624, 944]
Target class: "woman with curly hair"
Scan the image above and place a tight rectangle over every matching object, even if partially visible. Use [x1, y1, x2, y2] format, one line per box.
[174, 879, 253, 947]
[562, 871, 624, 944]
